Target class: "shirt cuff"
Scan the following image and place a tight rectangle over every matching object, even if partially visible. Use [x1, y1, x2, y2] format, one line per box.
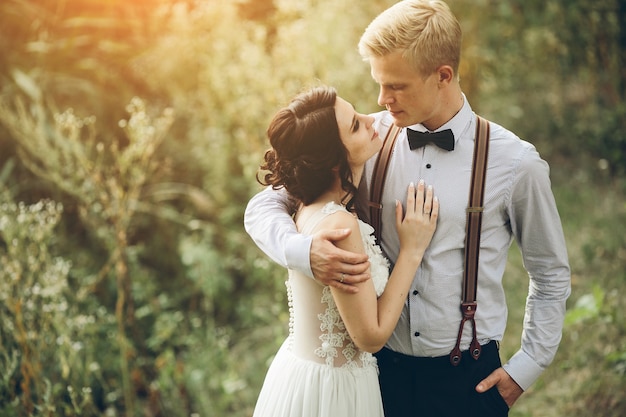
[284, 233, 314, 278]
[502, 349, 545, 391]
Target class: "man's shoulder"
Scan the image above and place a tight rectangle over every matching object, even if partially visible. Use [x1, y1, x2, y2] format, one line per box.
[485, 119, 536, 153]
[483, 120, 549, 176]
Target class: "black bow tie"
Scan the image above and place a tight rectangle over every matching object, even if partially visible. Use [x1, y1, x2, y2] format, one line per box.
[407, 128, 455, 151]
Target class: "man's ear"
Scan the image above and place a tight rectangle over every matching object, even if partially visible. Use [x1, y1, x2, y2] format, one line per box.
[437, 65, 454, 86]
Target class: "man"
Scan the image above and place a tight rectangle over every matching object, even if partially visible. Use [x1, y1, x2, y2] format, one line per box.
[244, 1, 571, 416]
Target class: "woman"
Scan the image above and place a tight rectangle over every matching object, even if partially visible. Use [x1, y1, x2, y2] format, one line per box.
[251, 86, 438, 417]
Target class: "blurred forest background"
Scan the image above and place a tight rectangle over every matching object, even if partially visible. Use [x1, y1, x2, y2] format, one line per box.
[0, 0, 624, 416]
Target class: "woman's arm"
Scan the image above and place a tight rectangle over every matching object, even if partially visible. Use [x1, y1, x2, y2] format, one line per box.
[329, 181, 438, 353]
[245, 186, 370, 291]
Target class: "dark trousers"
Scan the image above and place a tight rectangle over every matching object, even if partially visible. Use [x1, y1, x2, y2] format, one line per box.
[375, 341, 509, 417]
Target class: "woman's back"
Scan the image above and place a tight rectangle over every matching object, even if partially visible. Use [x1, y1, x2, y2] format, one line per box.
[288, 202, 389, 368]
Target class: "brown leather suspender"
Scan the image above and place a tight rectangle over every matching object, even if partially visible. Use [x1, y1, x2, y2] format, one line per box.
[366, 116, 491, 367]
[369, 123, 401, 243]
[450, 115, 490, 366]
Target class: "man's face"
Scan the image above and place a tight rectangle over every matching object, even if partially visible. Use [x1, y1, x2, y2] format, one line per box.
[370, 51, 440, 129]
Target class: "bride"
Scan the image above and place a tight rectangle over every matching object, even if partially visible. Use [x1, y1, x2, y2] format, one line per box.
[249, 85, 438, 417]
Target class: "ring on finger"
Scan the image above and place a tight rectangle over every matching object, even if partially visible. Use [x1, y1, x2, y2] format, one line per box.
[340, 273, 345, 283]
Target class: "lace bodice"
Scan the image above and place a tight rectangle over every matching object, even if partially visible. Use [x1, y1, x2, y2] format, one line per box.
[286, 202, 390, 369]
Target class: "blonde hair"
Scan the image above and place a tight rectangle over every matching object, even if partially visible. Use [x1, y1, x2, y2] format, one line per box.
[358, 0, 462, 78]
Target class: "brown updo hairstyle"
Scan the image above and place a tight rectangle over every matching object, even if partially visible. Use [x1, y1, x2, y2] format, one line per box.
[257, 86, 357, 208]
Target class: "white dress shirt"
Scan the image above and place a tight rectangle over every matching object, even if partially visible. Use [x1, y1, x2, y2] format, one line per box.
[244, 96, 571, 391]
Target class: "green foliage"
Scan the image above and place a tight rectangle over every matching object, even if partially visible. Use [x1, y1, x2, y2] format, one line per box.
[561, 184, 626, 417]
[564, 285, 604, 326]
[0, 194, 101, 415]
[454, 0, 626, 175]
[0, 0, 624, 416]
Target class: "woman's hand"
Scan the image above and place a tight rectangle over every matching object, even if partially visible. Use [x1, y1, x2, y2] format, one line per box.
[395, 180, 438, 262]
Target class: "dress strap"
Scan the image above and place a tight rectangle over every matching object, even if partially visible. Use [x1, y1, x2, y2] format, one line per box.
[299, 203, 347, 235]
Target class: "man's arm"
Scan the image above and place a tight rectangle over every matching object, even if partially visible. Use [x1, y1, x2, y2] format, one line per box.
[505, 151, 571, 388]
[244, 186, 312, 274]
[478, 148, 571, 405]
[244, 187, 371, 291]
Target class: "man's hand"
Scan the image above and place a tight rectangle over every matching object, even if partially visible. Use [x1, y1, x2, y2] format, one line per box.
[310, 229, 370, 293]
[476, 367, 524, 408]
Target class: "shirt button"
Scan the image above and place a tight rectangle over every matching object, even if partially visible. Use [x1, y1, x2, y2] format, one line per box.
[414, 332, 421, 337]
[426, 163, 432, 169]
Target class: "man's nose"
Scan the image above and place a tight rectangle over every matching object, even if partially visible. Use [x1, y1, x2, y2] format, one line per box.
[378, 88, 393, 107]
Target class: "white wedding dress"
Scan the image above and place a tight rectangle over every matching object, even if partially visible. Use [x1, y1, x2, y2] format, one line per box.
[252, 202, 390, 417]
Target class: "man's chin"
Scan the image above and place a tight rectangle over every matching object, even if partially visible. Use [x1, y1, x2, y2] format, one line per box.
[390, 112, 411, 127]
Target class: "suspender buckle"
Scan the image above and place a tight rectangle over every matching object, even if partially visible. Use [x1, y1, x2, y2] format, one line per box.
[461, 302, 477, 319]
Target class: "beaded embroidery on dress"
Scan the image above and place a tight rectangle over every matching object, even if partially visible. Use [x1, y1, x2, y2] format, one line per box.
[252, 202, 390, 417]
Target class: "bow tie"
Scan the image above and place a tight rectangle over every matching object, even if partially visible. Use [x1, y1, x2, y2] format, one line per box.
[407, 128, 455, 151]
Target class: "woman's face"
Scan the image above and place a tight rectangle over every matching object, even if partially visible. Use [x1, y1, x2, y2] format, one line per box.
[334, 97, 381, 169]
